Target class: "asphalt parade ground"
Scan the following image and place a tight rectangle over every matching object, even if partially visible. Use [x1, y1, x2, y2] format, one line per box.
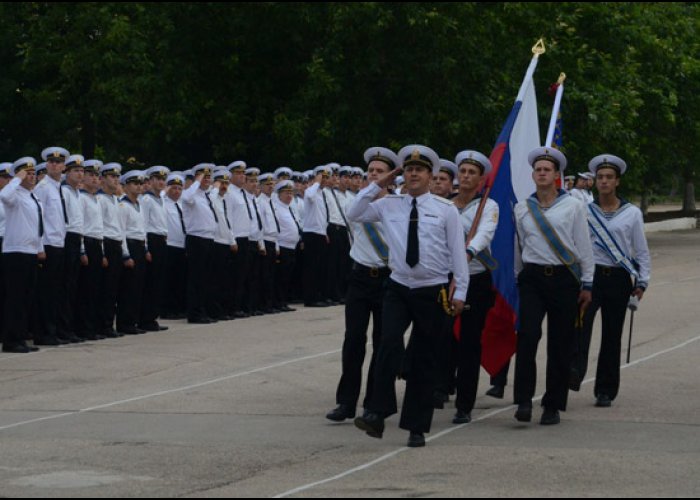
[0, 230, 698, 498]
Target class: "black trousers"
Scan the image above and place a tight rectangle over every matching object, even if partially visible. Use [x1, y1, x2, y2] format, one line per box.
[455, 271, 495, 413]
[2, 253, 37, 349]
[573, 266, 633, 400]
[117, 239, 147, 330]
[246, 241, 262, 313]
[186, 235, 214, 321]
[75, 237, 104, 337]
[230, 237, 251, 314]
[302, 232, 329, 305]
[100, 238, 123, 332]
[34, 245, 65, 342]
[261, 241, 278, 310]
[515, 265, 580, 412]
[327, 224, 350, 301]
[275, 247, 297, 308]
[58, 232, 82, 337]
[140, 234, 168, 327]
[163, 246, 187, 317]
[335, 264, 390, 410]
[491, 361, 511, 387]
[369, 279, 448, 434]
[208, 242, 233, 320]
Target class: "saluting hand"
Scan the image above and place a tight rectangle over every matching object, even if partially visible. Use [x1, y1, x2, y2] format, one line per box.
[375, 168, 402, 190]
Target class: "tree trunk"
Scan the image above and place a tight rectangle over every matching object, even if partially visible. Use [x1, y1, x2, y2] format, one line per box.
[641, 191, 650, 217]
[682, 180, 696, 215]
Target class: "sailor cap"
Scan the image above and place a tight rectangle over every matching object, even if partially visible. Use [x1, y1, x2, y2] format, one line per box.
[588, 154, 627, 176]
[455, 150, 493, 176]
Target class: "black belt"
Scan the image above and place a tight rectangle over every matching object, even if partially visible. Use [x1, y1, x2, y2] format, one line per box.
[83, 236, 103, 244]
[524, 264, 569, 277]
[126, 238, 146, 247]
[353, 262, 390, 279]
[596, 265, 627, 277]
[147, 233, 167, 241]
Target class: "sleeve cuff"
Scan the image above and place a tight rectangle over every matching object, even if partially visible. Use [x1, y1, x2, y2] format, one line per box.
[582, 282, 593, 292]
[466, 247, 477, 258]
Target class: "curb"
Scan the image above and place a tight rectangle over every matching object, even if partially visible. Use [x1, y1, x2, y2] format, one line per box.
[644, 217, 697, 234]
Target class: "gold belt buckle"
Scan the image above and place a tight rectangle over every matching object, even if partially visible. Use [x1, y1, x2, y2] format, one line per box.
[544, 266, 554, 277]
[370, 267, 380, 278]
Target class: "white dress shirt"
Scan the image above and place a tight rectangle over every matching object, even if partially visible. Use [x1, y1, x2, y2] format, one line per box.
[326, 188, 347, 227]
[226, 187, 252, 239]
[141, 191, 168, 236]
[292, 195, 305, 229]
[347, 182, 470, 301]
[0, 200, 5, 239]
[588, 201, 651, 289]
[212, 191, 235, 245]
[164, 197, 186, 249]
[180, 181, 217, 240]
[349, 220, 389, 269]
[515, 191, 595, 287]
[246, 190, 265, 250]
[97, 191, 124, 243]
[258, 193, 280, 248]
[0, 178, 43, 255]
[457, 197, 499, 275]
[302, 182, 329, 236]
[80, 191, 104, 240]
[119, 196, 147, 258]
[275, 199, 302, 251]
[62, 184, 84, 235]
[33, 176, 66, 248]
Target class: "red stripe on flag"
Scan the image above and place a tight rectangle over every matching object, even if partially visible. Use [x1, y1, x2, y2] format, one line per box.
[481, 292, 517, 376]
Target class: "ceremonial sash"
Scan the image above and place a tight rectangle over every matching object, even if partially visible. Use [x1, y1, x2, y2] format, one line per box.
[475, 249, 499, 271]
[526, 198, 581, 283]
[587, 204, 639, 281]
[362, 223, 389, 263]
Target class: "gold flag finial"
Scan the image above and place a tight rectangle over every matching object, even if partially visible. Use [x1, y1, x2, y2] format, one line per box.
[532, 38, 546, 56]
[557, 72, 567, 85]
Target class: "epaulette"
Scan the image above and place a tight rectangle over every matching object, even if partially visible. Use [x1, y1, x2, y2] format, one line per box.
[432, 195, 454, 205]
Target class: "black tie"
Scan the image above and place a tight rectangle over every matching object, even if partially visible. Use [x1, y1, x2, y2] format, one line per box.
[222, 198, 232, 230]
[175, 202, 186, 235]
[252, 197, 263, 231]
[242, 189, 253, 220]
[270, 200, 280, 233]
[31, 193, 44, 238]
[289, 207, 302, 236]
[321, 189, 330, 223]
[205, 192, 218, 223]
[59, 185, 68, 224]
[406, 198, 419, 268]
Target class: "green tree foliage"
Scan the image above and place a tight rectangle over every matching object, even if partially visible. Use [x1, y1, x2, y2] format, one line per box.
[0, 2, 696, 205]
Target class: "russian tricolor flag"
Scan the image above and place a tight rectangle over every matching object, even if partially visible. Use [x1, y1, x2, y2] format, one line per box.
[480, 54, 541, 376]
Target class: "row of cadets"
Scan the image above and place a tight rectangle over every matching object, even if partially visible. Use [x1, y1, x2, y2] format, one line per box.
[571, 155, 651, 408]
[162, 172, 187, 319]
[349, 145, 470, 448]
[302, 165, 332, 307]
[207, 168, 235, 320]
[327, 147, 398, 424]
[225, 161, 252, 319]
[97, 162, 127, 337]
[570, 172, 595, 205]
[181, 163, 218, 324]
[243, 167, 266, 316]
[141, 165, 171, 332]
[450, 150, 500, 424]
[33, 147, 70, 345]
[258, 172, 281, 313]
[0, 158, 42, 353]
[272, 180, 302, 311]
[117, 170, 148, 335]
[513, 147, 595, 426]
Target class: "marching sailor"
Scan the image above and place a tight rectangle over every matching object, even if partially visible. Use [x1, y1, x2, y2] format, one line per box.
[570, 154, 651, 407]
[326, 147, 399, 424]
[451, 150, 499, 424]
[513, 147, 594, 426]
[349, 145, 470, 448]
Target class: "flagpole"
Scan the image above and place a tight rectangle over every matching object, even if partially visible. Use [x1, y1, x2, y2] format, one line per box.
[466, 39, 545, 245]
[545, 73, 567, 147]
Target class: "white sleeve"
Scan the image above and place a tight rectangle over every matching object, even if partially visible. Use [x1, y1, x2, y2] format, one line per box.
[346, 183, 383, 223]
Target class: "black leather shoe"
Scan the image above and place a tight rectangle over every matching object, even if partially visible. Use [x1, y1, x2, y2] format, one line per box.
[354, 412, 384, 439]
[453, 411, 472, 424]
[486, 385, 505, 399]
[139, 323, 169, 332]
[188, 318, 214, 324]
[433, 393, 445, 410]
[234, 311, 250, 319]
[326, 404, 356, 422]
[306, 302, 329, 308]
[407, 432, 425, 448]
[595, 394, 612, 408]
[540, 409, 561, 425]
[279, 306, 296, 313]
[2, 345, 34, 353]
[33, 337, 62, 346]
[515, 404, 532, 422]
[569, 369, 582, 392]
